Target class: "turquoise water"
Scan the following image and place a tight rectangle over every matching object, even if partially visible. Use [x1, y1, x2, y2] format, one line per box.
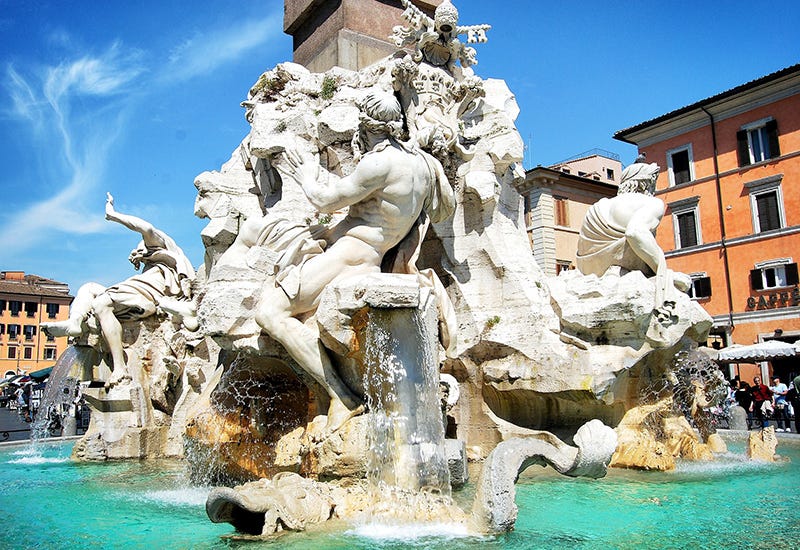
[1, 439, 798, 549]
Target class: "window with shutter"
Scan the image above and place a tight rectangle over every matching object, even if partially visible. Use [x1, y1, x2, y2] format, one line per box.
[751, 262, 795, 290]
[688, 276, 711, 299]
[554, 196, 569, 226]
[676, 212, 698, 248]
[754, 190, 782, 232]
[739, 118, 780, 166]
[666, 144, 694, 186]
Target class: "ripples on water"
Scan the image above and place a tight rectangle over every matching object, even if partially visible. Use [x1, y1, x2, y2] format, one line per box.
[1, 439, 798, 549]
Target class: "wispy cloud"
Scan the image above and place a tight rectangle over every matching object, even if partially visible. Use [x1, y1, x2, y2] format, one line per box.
[0, 9, 283, 259]
[0, 43, 144, 254]
[161, 12, 281, 83]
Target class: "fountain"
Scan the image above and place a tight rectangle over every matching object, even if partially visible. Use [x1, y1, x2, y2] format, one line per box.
[22, 0, 789, 545]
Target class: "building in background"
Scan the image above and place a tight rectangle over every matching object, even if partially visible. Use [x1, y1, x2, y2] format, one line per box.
[0, 271, 73, 377]
[615, 64, 800, 382]
[519, 150, 620, 276]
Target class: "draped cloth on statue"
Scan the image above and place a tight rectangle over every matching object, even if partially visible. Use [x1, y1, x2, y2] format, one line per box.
[105, 231, 196, 321]
[576, 198, 653, 278]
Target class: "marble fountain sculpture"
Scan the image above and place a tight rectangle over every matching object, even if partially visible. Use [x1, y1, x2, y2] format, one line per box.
[43, 0, 723, 539]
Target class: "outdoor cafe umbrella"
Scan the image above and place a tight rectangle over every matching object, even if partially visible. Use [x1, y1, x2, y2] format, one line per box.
[714, 340, 799, 363]
[29, 366, 54, 381]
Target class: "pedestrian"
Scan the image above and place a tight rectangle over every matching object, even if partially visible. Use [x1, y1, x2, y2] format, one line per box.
[789, 373, 800, 434]
[750, 376, 773, 429]
[770, 377, 789, 432]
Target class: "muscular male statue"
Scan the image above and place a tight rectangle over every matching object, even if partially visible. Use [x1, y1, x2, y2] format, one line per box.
[576, 159, 690, 317]
[42, 193, 197, 388]
[236, 91, 454, 433]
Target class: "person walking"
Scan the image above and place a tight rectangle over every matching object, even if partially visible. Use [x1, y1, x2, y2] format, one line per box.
[750, 376, 773, 429]
[770, 377, 789, 432]
[789, 374, 800, 434]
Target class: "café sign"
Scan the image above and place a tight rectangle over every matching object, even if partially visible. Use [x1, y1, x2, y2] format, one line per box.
[747, 287, 800, 309]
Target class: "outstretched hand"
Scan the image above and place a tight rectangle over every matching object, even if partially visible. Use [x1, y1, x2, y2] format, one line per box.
[105, 192, 115, 219]
[275, 147, 320, 185]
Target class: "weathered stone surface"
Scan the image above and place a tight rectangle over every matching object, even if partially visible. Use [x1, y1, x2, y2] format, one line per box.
[747, 427, 778, 461]
[610, 398, 716, 471]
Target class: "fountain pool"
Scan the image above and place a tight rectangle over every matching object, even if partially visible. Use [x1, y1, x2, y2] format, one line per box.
[1, 437, 797, 549]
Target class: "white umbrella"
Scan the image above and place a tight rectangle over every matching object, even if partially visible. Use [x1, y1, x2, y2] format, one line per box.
[715, 340, 798, 363]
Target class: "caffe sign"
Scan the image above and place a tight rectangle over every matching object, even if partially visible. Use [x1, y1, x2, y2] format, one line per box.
[747, 288, 800, 309]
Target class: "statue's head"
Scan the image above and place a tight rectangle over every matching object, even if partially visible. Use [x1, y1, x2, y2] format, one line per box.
[129, 242, 147, 270]
[434, 0, 459, 35]
[617, 162, 660, 196]
[353, 90, 405, 158]
[361, 90, 402, 123]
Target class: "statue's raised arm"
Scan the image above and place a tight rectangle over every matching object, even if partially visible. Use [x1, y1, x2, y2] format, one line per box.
[105, 192, 166, 250]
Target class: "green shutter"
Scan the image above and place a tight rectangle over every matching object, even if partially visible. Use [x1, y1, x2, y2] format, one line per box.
[737, 130, 750, 167]
[766, 119, 780, 159]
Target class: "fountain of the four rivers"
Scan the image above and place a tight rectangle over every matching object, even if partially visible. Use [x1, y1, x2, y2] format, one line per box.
[6, 1, 796, 547]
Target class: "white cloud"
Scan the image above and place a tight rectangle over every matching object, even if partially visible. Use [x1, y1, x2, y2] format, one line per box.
[0, 43, 143, 255]
[162, 12, 281, 83]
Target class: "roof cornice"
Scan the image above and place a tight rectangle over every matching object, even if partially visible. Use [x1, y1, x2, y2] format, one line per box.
[614, 64, 800, 147]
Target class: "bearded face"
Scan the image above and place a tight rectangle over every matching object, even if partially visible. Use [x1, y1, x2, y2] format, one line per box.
[129, 246, 147, 270]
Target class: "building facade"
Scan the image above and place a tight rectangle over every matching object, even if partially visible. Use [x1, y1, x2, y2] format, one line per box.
[615, 64, 800, 382]
[0, 271, 73, 377]
[520, 151, 620, 276]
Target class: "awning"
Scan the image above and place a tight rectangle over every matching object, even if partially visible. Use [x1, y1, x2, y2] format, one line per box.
[715, 340, 799, 363]
[29, 366, 54, 381]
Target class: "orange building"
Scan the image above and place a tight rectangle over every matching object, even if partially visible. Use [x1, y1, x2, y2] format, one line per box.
[0, 271, 73, 377]
[615, 64, 800, 382]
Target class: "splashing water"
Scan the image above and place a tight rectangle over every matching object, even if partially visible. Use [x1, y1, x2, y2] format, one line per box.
[363, 307, 450, 495]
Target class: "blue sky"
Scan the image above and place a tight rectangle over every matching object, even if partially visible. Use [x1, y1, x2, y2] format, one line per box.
[1, 0, 799, 293]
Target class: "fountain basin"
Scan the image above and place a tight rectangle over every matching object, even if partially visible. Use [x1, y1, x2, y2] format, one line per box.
[2, 435, 798, 548]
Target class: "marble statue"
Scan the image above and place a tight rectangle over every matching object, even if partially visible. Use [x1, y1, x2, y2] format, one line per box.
[576, 157, 691, 319]
[217, 91, 455, 434]
[393, 0, 490, 71]
[42, 193, 197, 388]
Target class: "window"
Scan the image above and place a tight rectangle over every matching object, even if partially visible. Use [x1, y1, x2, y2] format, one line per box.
[23, 325, 36, 341]
[46, 333, 55, 342]
[687, 274, 712, 300]
[44, 348, 57, 360]
[24, 302, 37, 318]
[676, 211, 699, 248]
[7, 324, 20, 339]
[554, 196, 569, 226]
[606, 168, 615, 180]
[0, 300, 5, 312]
[746, 176, 785, 233]
[0, 324, 4, 335]
[737, 118, 780, 166]
[46, 303, 59, 318]
[669, 196, 701, 249]
[750, 260, 798, 290]
[666, 144, 694, 186]
[9, 301, 21, 316]
[23, 347, 32, 360]
[556, 261, 573, 275]
[8, 347, 17, 359]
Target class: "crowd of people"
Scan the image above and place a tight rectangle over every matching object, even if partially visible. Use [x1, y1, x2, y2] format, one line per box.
[728, 373, 800, 432]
